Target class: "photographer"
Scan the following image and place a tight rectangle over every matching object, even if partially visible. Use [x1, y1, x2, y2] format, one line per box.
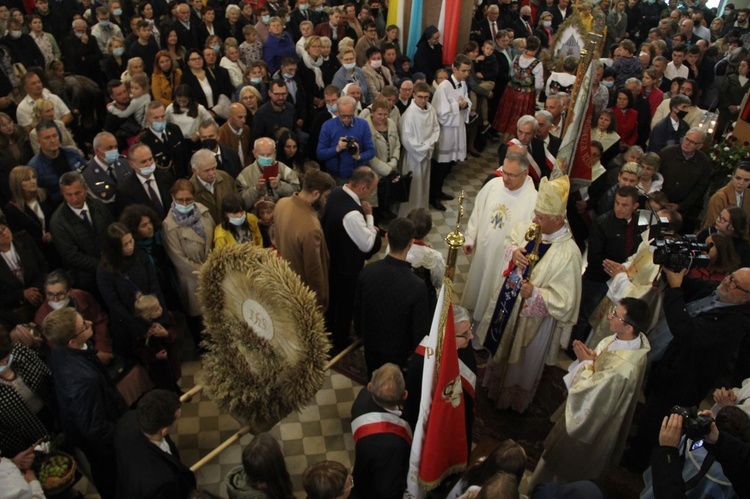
[317, 96, 375, 184]
[622, 268, 750, 472]
[648, 408, 750, 498]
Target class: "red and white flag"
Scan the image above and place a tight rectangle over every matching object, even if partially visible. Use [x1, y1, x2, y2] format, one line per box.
[555, 60, 597, 182]
[405, 283, 467, 498]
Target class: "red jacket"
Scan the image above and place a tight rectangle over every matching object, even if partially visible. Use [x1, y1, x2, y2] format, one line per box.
[612, 107, 639, 147]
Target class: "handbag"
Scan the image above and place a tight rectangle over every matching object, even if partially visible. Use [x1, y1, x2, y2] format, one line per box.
[377, 171, 412, 206]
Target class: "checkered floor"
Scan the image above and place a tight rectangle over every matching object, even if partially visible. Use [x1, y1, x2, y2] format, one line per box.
[75, 145, 512, 498]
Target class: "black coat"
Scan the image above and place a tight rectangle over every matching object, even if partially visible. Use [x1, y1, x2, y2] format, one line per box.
[583, 210, 645, 282]
[136, 125, 188, 180]
[170, 20, 199, 50]
[0, 230, 48, 311]
[180, 68, 221, 112]
[216, 145, 243, 179]
[547, 133, 562, 156]
[114, 411, 196, 499]
[115, 170, 175, 219]
[0, 34, 46, 69]
[412, 41, 443, 84]
[61, 33, 103, 83]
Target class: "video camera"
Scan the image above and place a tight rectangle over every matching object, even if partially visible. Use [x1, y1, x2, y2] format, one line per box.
[651, 232, 711, 272]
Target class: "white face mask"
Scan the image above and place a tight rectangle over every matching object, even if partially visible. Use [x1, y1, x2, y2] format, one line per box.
[48, 298, 70, 310]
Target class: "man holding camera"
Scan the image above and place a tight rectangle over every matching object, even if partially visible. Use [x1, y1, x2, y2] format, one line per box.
[622, 267, 750, 472]
[317, 96, 375, 184]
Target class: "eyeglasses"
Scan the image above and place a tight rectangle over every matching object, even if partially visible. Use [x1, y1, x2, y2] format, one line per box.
[500, 168, 525, 179]
[609, 307, 632, 326]
[717, 214, 730, 224]
[338, 114, 354, 119]
[727, 274, 750, 294]
[73, 320, 92, 338]
[683, 136, 704, 146]
[46, 291, 68, 300]
[343, 474, 354, 493]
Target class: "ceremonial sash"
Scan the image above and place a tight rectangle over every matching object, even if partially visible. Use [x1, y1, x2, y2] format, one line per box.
[351, 412, 413, 444]
[483, 238, 551, 355]
[506, 139, 556, 183]
[415, 339, 476, 399]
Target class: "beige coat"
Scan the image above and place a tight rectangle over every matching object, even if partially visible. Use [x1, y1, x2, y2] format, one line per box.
[361, 64, 393, 100]
[365, 117, 400, 208]
[702, 182, 750, 233]
[190, 170, 236, 224]
[162, 203, 216, 316]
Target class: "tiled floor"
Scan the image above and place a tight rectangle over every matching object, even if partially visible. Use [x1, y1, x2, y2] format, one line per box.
[75, 144, 517, 498]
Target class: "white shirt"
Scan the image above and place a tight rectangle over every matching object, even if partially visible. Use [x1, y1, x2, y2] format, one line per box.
[341, 184, 377, 253]
[16, 89, 71, 127]
[70, 202, 92, 221]
[664, 61, 689, 81]
[137, 173, 164, 205]
[197, 176, 215, 194]
[1, 244, 22, 281]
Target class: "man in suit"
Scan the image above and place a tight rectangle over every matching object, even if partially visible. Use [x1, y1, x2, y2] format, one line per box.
[188, 149, 235, 224]
[489, 115, 555, 185]
[551, 0, 573, 32]
[50, 172, 114, 292]
[170, 3, 199, 50]
[288, 0, 312, 41]
[0, 220, 47, 327]
[81, 132, 132, 209]
[137, 101, 187, 179]
[218, 103, 252, 169]
[114, 389, 196, 498]
[479, 5, 502, 44]
[116, 143, 174, 218]
[535, 110, 561, 156]
[201, 119, 243, 178]
[648, 94, 690, 153]
[513, 5, 536, 38]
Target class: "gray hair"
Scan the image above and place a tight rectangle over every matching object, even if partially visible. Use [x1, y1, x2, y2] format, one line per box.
[320, 36, 332, 47]
[487, 4, 499, 12]
[535, 110, 553, 125]
[625, 77, 643, 91]
[226, 4, 240, 15]
[517, 114, 539, 133]
[59, 171, 87, 188]
[198, 119, 219, 134]
[72, 19, 87, 29]
[338, 95, 357, 108]
[370, 363, 406, 406]
[686, 127, 707, 143]
[190, 149, 217, 171]
[625, 145, 644, 158]
[669, 93, 691, 109]
[453, 305, 471, 326]
[127, 57, 143, 71]
[253, 136, 275, 151]
[45, 270, 71, 290]
[505, 151, 530, 171]
[92, 131, 116, 151]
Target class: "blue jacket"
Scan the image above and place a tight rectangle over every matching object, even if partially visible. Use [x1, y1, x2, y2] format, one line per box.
[28, 146, 86, 204]
[263, 32, 297, 75]
[317, 116, 375, 179]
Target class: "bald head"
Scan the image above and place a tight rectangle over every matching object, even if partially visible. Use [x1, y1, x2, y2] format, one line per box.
[227, 103, 246, 130]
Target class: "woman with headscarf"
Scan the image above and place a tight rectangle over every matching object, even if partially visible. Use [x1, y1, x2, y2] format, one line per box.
[412, 26, 442, 84]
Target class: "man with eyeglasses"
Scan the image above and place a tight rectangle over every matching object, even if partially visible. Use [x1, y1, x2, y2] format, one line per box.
[462, 152, 537, 329]
[252, 79, 299, 140]
[488, 114, 555, 186]
[44, 307, 128, 499]
[531, 297, 651, 485]
[317, 96, 375, 183]
[622, 266, 750, 472]
[703, 160, 750, 231]
[658, 127, 711, 233]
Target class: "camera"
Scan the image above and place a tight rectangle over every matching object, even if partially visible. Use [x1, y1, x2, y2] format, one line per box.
[651, 232, 710, 272]
[670, 405, 714, 441]
[344, 136, 358, 155]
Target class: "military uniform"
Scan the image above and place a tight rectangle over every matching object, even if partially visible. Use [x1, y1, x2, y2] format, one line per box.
[81, 156, 132, 206]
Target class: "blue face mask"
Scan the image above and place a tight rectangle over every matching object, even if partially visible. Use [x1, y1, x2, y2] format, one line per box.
[174, 202, 195, 214]
[211, 44, 221, 52]
[258, 155, 274, 167]
[250, 76, 263, 84]
[602, 80, 614, 88]
[299, 3, 309, 10]
[229, 213, 247, 226]
[140, 163, 156, 176]
[105, 149, 120, 163]
[326, 103, 338, 114]
[113, 47, 125, 56]
[113, 8, 123, 16]
[315, 6, 324, 11]
[0, 354, 13, 375]
[99, 20, 110, 27]
[343, 62, 356, 70]
[152, 120, 167, 133]
[282, 72, 295, 79]
[262, 15, 270, 23]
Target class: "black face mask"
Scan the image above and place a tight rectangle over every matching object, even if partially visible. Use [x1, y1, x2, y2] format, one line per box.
[676, 109, 689, 120]
[201, 138, 218, 150]
[522, 14, 531, 20]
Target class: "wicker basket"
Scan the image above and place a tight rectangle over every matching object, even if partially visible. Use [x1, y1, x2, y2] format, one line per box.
[40, 452, 77, 496]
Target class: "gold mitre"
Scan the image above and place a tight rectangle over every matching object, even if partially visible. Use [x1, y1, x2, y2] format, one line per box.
[535, 175, 570, 216]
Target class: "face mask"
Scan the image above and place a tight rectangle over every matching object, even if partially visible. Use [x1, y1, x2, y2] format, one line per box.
[326, 102, 338, 113]
[105, 149, 120, 163]
[282, 72, 296, 79]
[343, 62, 356, 70]
[370, 59, 383, 69]
[211, 44, 221, 52]
[152, 120, 167, 133]
[229, 213, 247, 226]
[113, 8, 123, 15]
[99, 20, 110, 27]
[201, 138, 218, 150]
[258, 155, 274, 167]
[113, 47, 125, 56]
[262, 15, 270, 23]
[371, 8, 379, 14]
[0, 354, 14, 375]
[48, 298, 70, 310]
[299, 4, 309, 10]
[543, 20, 552, 27]
[315, 6, 324, 12]
[602, 80, 614, 88]
[10, 30, 22, 39]
[140, 163, 156, 176]
[174, 202, 195, 214]
[676, 109, 688, 120]
[522, 14, 531, 20]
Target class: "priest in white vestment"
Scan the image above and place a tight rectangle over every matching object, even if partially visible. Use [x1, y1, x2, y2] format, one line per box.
[398, 83, 441, 217]
[462, 152, 538, 326]
[530, 297, 651, 486]
[481, 175, 582, 413]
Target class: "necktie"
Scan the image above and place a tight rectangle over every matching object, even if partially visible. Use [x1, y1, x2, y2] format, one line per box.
[80, 209, 93, 229]
[457, 82, 462, 88]
[491, 21, 497, 38]
[108, 167, 117, 183]
[146, 179, 165, 215]
[525, 21, 531, 34]
[215, 153, 224, 170]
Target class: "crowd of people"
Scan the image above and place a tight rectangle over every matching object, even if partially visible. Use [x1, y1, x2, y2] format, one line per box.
[1, 0, 750, 496]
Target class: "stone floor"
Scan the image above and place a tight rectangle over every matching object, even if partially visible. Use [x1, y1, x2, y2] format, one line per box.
[74, 145, 552, 498]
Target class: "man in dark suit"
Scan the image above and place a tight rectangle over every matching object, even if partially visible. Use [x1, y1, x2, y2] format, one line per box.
[62, 19, 104, 85]
[276, 56, 309, 129]
[479, 5, 502, 43]
[170, 3, 199, 49]
[512, 5, 536, 38]
[288, 0, 312, 41]
[114, 389, 196, 498]
[487, 115, 554, 185]
[622, 268, 750, 472]
[551, 0, 573, 32]
[200, 120, 243, 178]
[535, 110, 561, 156]
[116, 143, 174, 218]
[81, 132, 133, 210]
[649, 94, 690, 153]
[50, 172, 114, 292]
[625, 78, 653, 149]
[0, 221, 47, 327]
[137, 101, 188, 179]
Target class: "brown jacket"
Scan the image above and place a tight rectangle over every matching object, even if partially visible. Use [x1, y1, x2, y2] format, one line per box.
[703, 182, 750, 233]
[189, 170, 236, 224]
[274, 193, 329, 311]
[218, 122, 252, 166]
[151, 69, 183, 108]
